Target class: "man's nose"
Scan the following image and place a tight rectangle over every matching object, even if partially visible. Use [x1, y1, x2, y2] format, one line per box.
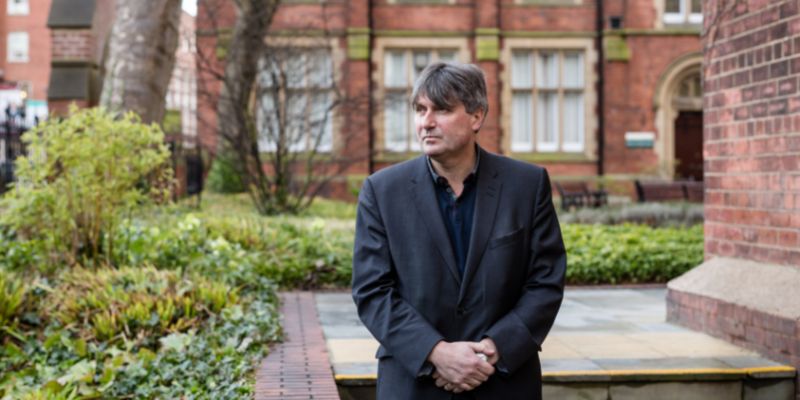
[420, 110, 436, 129]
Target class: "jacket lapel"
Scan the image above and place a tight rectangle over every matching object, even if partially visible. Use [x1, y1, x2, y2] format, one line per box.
[410, 157, 462, 285]
[459, 149, 501, 303]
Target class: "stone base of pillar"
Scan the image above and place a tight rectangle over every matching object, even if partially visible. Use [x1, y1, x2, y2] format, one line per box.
[667, 257, 800, 399]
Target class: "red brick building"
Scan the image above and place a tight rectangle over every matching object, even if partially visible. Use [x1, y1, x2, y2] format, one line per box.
[667, 0, 800, 397]
[196, 0, 703, 197]
[0, 0, 52, 124]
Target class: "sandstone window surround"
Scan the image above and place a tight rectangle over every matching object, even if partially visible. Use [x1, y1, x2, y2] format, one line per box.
[509, 50, 587, 152]
[500, 37, 597, 158]
[256, 47, 336, 153]
[6, 31, 29, 63]
[663, 0, 702, 25]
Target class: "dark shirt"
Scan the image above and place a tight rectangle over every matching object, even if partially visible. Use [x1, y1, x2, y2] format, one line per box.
[426, 149, 480, 277]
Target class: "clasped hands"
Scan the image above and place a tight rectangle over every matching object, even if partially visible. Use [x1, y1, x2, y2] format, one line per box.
[427, 338, 499, 393]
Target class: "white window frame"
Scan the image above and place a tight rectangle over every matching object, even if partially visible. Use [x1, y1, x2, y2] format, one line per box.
[7, 31, 29, 63]
[664, 0, 702, 25]
[509, 49, 586, 153]
[256, 46, 336, 153]
[501, 38, 597, 157]
[7, 0, 29, 15]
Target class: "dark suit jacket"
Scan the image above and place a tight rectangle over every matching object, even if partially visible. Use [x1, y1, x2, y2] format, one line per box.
[352, 148, 566, 400]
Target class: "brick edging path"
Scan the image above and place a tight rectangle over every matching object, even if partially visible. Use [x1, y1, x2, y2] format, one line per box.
[255, 292, 340, 399]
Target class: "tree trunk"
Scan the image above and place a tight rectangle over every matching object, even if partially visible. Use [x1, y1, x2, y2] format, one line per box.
[215, 0, 280, 214]
[100, 0, 182, 124]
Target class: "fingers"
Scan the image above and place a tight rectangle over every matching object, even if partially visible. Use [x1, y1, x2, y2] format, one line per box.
[467, 341, 487, 354]
[435, 376, 448, 388]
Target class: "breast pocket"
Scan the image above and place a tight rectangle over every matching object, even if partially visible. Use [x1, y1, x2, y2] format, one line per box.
[489, 227, 524, 249]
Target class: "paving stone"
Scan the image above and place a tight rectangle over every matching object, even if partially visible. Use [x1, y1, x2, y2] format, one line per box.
[310, 289, 797, 399]
[255, 292, 340, 400]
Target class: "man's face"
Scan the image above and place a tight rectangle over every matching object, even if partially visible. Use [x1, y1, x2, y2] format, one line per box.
[414, 95, 483, 159]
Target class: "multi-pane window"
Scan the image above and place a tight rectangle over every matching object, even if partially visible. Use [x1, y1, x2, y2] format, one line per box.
[256, 49, 334, 153]
[383, 49, 457, 152]
[510, 50, 585, 153]
[7, 0, 29, 15]
[664, 0, 702, 24]
[7, 32, 28, 63]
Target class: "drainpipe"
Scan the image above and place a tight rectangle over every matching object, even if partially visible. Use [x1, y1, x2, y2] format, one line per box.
[595, 0, 605, 177]
[367, 1, 375, 175]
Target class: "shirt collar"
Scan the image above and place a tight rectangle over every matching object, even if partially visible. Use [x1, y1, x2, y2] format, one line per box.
[426, 144, 481, 187]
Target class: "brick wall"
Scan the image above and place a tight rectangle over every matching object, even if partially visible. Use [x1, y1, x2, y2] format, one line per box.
[667, 1, 800, 398]
[703, 0, 800, 266]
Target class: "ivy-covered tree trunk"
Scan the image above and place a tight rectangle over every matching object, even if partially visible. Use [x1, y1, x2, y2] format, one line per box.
[215, 0, 280, 215]
[100, 0, 182, 124]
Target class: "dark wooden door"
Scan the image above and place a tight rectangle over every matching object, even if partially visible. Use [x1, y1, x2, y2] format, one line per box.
[674, 111, 703, 181]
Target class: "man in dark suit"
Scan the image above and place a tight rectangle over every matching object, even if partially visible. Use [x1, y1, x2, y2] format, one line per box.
[352, 61, 566, 399]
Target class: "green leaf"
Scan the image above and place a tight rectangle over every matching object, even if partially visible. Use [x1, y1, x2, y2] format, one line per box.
[57, 360, 96, 386]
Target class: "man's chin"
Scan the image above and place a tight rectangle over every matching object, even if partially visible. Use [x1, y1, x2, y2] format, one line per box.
[421, 146, 443, 157]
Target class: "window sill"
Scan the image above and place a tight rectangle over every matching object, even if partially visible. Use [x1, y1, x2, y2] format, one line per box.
[510, 152, 595, 163]
[374, 151, 421, 163]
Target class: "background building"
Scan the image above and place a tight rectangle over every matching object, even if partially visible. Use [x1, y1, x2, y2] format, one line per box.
[165, 10, 198, 149]
[1, 0, 51, 125]
[196, 0, 703, 199]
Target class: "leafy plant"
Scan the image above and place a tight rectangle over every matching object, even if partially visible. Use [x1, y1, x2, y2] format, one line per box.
[45, 267, 238, 344]
[0, 106, 173, 268]
[562, 224, 704, 284]
[0, 270, 26, 330]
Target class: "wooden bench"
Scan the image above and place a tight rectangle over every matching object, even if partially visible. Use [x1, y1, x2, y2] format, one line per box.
[555, 181, 608, 211]
[634, 180, 704, 203]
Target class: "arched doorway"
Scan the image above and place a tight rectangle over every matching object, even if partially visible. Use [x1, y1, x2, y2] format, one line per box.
[673, 72, 703, 181]
[653, 53, 703, 180]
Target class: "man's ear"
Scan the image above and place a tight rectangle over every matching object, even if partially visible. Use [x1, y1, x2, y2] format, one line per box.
[471, 108, 486, 133]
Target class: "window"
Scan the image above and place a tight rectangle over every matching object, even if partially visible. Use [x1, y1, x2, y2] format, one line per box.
[383, 48, 457, 152]
[7, 32, 29, 63]
[7, 0, 29, 15]
[256, 48, 334, 152]
[664, 0, 702, 24]
[510, 50, 585, 153]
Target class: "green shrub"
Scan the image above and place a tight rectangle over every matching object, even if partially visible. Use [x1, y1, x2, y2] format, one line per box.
[0, 107, 173, 268]
[111, 214, 353, 289]
[0, 270, 26, 331]
[206, 151, 245, 194]
[0, 268, 280, 400]
[46, 267, 239, 344]
[559, 202, 704, 227]
[562, 224, 704, 284]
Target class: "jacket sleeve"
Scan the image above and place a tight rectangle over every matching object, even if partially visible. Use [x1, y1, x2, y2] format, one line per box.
[351, 177, 444, 378]
[484, 168, 566, 374]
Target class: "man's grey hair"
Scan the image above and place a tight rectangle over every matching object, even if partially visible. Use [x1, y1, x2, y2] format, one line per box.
[411, 61, 488, 116]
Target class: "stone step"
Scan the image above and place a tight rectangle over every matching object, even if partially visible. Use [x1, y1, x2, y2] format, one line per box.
[336, 365, 796, 400]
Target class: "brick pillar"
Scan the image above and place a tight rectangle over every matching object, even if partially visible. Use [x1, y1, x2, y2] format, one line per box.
[474, 0, 501, 154]
[343, 0, 371, 176]
[666, 1, 800, 398]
